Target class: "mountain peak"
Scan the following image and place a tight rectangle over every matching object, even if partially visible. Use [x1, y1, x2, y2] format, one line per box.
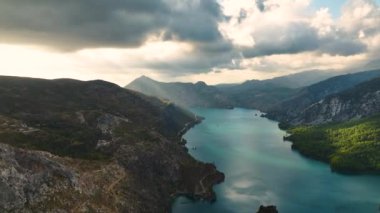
[136, 75, 154, 81]
[127, 75, 158, 87]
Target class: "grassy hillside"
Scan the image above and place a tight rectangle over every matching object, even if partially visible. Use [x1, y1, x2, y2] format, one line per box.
[0, 77, 198, 159]
[285, 115, 380, 173]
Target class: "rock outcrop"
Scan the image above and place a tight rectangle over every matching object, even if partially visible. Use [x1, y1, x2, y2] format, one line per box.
[267, 69, 380, 124]
[287, 77, 380, 126]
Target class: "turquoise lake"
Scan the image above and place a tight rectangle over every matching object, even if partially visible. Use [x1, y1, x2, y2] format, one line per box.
[172, 108, 380, 213]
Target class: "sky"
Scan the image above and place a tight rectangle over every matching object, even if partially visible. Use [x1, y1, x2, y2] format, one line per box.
[0, 0, 379, 86]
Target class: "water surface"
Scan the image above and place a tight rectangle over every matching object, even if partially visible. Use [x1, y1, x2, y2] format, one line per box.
[172, 108, 380, 213]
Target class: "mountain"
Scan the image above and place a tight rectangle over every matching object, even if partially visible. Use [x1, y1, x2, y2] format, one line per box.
[280, 76, 380, 174]
[217, 70, 338, 89]
[215, 70, 338, 111]
[0, 76, 224, 212]
[126, 76, 233, 108]
[267, 69, 380, 123]
[217, 80, 297, 111]
[287, 77, 380, 125]
[263, 70, 339, 88]
[127, 70, 380, 113]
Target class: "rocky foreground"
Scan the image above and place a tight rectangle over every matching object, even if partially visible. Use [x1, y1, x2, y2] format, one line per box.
[0, 76, 224, 212]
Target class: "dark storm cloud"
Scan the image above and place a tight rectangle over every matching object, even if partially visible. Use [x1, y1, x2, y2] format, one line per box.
[142, 39, 238, 74]
[319, 38, 366, 56]
[0, 0, 224, 50]
[242, 23, 320, 57]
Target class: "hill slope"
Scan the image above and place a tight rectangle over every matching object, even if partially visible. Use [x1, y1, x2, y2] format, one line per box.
[264, 70, 339, 89]
[0, 76, 224, 212]
[216, 70, 339, 111]
[280, 76, 380, 174]
[217, 70, 338, 89]
[267, 69, 380, 122]
[289, 77, 380, 125]
[217, 80, 297, 110]
[126, 76, 233, 108]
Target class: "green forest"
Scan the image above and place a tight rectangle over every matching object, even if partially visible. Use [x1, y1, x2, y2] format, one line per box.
[285, 115, 380, 173]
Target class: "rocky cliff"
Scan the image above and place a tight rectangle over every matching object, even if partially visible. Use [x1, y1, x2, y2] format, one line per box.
[267, 69, 380, 124]
[288, 77, 380, 125]
[0, 76, 224, 212]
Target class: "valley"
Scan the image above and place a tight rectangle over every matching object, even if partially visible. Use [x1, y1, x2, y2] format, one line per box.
[1, 69, 380, 212]
[2, 1, 380, 212]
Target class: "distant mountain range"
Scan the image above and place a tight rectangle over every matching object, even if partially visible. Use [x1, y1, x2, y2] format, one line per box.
[127, 69, 380, 113]
[217, 69, 338, 89]
[217, 80, 297, 110]
[126, 70, 341, 110]
[216, 70, 340, 110]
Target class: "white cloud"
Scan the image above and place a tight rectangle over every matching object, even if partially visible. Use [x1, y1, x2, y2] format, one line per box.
[219, 0, 313, 48]
[311, 8, 334, 36]
[340, 0, 380, 33]
[216, 0, 379, 76]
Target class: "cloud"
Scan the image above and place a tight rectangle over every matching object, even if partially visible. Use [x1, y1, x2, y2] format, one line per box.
[240, 52, 367, 74]
[0, 0, 379, 83]
[240, 23, 320, 57]
[0, 0, 224, 50]
[219, 0, 369, 59]
[143, 39, 238, 74]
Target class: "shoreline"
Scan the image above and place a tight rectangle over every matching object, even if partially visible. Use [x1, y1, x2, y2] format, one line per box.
[171, 113, 225, 209]
[283, 130, 380, 176]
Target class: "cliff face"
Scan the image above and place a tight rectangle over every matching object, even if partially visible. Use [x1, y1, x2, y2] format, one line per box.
[288, 77, 380, 126]
[267, 70, 380, 124]
[0, 76, 224, 212]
